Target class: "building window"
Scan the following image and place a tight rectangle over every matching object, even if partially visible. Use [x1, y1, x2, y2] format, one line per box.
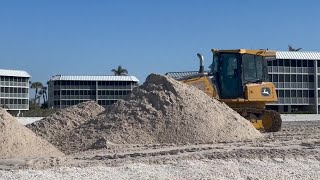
[273, 74, 278, 82]
[285, 90, 290, 98]
[54, 101, 60, 106]
[54, 91, 60, 95]
[279, 74, 284, 82]
[272, 60, 277, 66]
[291, 60, 296, 67]
[309, 90, 314, 98]
[297, 75, 302, 82]
[285, 75, 290, 82]
[303, 75, 308, 82]
[309, 75, 314, 82]
[267, 61, 272, 66]
[308, 60, 314, 67]
[297, 60, 302, 67]
[303, 60, 308, 67]
[284, 60, 290, 67]
[278, 90, 284, 97]
[278, 59, 284, 66]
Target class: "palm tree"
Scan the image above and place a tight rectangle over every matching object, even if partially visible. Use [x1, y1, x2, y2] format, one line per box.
[111, 66, 128, 76]
[43, 86, 48, 103]
[30, 82, 43, 104]
[39, 86, 48, 104]
[37, 90, 44, 106]
[288, 45, 302, 51]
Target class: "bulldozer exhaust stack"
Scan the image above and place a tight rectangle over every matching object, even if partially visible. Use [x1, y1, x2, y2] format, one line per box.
[197, 53, 204, 73]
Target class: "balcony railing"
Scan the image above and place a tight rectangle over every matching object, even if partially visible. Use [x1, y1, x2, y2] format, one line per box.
[3, 104, 28, 110]
[0, 93, 28, 98]
[98, 85, 132, 90]
[0, 82, 29, 87]
[268, 66, 314, 74]
[274, 82, 313, 89]
[59, 95, 95, 100]
[59, 85, 96, 90]
[275, 97, 314, 104]
[97, 95, 126, 99]
[52, 85, 134, 90]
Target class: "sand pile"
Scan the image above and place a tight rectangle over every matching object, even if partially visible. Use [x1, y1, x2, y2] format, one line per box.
[60, 74, 261, 153]
[27, 101, 105, 150]
[0, 108, 64, 159]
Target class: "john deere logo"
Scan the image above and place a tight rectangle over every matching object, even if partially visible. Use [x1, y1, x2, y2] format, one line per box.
[261, 87, 271, 96]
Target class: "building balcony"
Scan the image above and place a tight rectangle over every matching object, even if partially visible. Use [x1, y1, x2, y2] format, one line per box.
[273, 82, 314, 89]
[0, 82, 29, 87]
[4, 104, 28, 110]
[59, 95, 95, 100]
[97, 95, 114, 99]
[268, 66, 314, 74]
[59, 85, 96, 90]
[275, 97, 314, 105]
[97, 95, 126, 99]
[0, 93, 28, 98]
[97, 85, 133, 90]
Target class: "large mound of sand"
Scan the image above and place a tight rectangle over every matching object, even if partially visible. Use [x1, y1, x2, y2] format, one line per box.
[60, 74, 261, 153]
[27, 101, 105, 150]
[0, 108, 64, 159]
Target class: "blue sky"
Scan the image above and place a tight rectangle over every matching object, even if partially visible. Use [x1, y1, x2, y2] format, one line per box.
[1, 0, 320, 84]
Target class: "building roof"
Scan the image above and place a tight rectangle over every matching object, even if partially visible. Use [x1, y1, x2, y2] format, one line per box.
[0, 69, 31, 78]
[165, 71, 205, 79]
[49, 75, 139, 82]
[276, 51, 320, 60]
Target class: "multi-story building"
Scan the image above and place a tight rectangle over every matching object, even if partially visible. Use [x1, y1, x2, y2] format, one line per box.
[0, 69, 31, 112]
[47, 75, 139, 109]
[266, 51, 320, 114]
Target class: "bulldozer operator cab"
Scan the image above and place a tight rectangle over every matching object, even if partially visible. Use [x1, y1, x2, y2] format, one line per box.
[210, 49, 275, 99]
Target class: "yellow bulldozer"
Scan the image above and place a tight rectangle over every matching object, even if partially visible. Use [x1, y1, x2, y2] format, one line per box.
[166, 49, 282, 132]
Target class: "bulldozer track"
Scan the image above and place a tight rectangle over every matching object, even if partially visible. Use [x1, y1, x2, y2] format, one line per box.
[233, 107, 282, 132]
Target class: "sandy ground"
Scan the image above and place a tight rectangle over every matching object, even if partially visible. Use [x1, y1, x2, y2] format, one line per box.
[1, 159, 320, 180]
[1, 120, 320, 179]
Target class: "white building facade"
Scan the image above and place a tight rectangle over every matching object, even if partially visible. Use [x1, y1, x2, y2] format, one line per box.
[0, 69, 31, 111]
[266, 51, 320, 114]
[48, 75, 139, 109]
